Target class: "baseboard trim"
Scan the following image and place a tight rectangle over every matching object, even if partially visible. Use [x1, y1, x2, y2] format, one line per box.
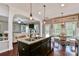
[0, 42, 17, 53]
[0, 48, 13, 53]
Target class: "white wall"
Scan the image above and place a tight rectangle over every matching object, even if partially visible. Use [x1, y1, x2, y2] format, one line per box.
[0, 21, 21, 33]
[13, 23, 21, 32]
[0, 4, 9, 17]
[0, 22, 8, 33]
[0, 40, 9, 53]
[8, 6, 29, 18]
[0, 4, 9, 53]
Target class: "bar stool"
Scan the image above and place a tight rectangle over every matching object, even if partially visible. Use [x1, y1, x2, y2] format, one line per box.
[53, 37, 62, 56]
[66, 39, 76, 56]
[51, 37, 54, 50]
[76, 39, 79, 56]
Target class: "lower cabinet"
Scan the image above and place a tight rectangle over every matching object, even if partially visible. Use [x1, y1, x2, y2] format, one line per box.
[18, 37, 51, 56]
[18, 42, 29, 56]
[46, 39, 51, 54]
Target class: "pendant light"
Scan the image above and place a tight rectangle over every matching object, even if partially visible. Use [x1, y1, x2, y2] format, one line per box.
[18, 20, 21, 23]
[17, 18, 22, 24]
[43, 5, 46, 24]
[60, 11, 66, 36]
[60, 3, 65, 26]
[61, 12, 64, 27]
[30, 3, 33, 20]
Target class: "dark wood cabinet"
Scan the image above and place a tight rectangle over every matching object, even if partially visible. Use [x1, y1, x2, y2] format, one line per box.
[18, 42, 30, 56]
[18, 37, 51, 56]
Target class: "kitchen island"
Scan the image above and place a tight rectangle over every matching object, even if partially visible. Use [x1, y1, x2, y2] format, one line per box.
[17, 36, 51, 56]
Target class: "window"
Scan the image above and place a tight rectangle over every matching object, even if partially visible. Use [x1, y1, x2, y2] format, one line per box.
[34, 24, 40, 34]
[21, 25, 29, 34]
[25, 25, 29, 34]
[65, 22, 77, 36]
[53, 23, 62, 35]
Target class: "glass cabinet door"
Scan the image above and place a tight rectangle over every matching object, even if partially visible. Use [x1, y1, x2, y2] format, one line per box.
[25, 25, 29, 34]
[21, 25, 26, 32]
[34, 24, 40, 34]
[21, 25, 29, 34]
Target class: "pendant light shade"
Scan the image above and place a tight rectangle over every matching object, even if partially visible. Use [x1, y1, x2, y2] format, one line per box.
[30, 13, 32, 20]
[43, 4, 46, 24]
[17, 18, 22, 24]
[30, 3, 33, 20]
[61, 12, 64, 26]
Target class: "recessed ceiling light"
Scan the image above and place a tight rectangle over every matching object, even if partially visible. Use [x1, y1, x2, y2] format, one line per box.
[61, 4, 65, 7]
[38, 11, 41, 15]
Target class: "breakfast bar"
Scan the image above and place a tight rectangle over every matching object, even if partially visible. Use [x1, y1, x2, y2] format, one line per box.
[17, 36, 51, 56]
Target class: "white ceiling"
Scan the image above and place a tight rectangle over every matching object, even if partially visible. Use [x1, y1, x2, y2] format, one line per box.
[4, 3, 79, 21]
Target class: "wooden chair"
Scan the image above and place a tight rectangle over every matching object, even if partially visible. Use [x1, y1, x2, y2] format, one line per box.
[53, 37, 62, 56]
[66, 39, 76, 56]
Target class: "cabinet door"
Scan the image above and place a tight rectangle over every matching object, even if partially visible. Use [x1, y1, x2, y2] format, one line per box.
[30, 42, 43, 56]
[40, 39, 51, 55]
[18, 42, 29, 56]
[31, 46, 43, 56]
[46, 39, 51, 54]
[31, 41, 50, 56]
[41, 42, 48, 55]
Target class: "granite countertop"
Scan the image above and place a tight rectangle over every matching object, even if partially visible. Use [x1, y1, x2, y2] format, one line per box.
[17, 36, 50, 45]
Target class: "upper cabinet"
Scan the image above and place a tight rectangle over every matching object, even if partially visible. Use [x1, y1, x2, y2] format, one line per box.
[13, 15, 40, 34]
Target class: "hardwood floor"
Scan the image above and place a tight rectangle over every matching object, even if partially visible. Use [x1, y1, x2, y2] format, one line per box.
[0, 43, 66, 56]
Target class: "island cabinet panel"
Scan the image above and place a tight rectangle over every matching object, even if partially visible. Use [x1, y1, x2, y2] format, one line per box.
[18, 42, 30, 56]
[18, 37, 51, 56]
